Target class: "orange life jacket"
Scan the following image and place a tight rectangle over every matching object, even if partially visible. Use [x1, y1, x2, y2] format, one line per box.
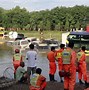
[30, 74, 46, 88]
[77, 51, 84, 62]
[47, 51, 55, 62]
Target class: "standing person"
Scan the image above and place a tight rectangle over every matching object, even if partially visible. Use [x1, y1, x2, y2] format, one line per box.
[77, 46, 89, 86]
[30, 68, 47, 90]
[62, 42, 76, 90]
[26, 43, 38, 83]
[16, 61, 27, 83]
[47, 46, 57, 81]
[13, 49, 23, 78]
[55, 44, 65, 83]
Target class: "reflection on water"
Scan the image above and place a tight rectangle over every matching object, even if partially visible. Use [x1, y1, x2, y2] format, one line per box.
[0, 43, 13, 58]
[0, 43, 13, 77]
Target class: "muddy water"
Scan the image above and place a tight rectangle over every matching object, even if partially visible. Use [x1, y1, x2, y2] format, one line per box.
[1, 43, 88, 82]
[0, 42, 64, 82]
[0, 43, 54, 81]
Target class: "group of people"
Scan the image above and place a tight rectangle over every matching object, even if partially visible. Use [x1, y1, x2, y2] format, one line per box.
[13, 43, 47, 90]
[47, 42, 89, 90]
[12, 41, 89, 90]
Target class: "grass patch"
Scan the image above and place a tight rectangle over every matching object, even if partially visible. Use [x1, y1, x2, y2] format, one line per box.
[17, 30, 63, 42]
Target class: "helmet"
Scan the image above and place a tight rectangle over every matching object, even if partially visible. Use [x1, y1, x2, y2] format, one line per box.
[15, 49, 19, 53]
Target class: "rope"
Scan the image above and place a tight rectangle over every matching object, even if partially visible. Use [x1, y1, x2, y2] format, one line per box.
[3, 67, 14, 79]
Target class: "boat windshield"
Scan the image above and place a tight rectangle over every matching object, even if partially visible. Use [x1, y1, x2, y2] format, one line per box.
[67, 34, 89, 41]
[67, 34, 89, 50]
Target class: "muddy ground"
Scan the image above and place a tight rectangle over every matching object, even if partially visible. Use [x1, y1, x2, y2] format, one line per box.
[1, 64, 89, 90]
[1, 81, 86, 90]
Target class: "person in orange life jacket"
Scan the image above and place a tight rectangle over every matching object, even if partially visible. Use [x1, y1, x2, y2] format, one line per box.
[55, 44, 65, 83]
[62, 41, 77, 90]
[30, 68, 47, 90]
[16, 61, 27, 83]
[77, 46, 89, 86]
[13, 49, 23, 78]
[47, 46, 57, 81]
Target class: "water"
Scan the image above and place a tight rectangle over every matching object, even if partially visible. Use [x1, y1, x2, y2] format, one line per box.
[0, 43, 79, 82]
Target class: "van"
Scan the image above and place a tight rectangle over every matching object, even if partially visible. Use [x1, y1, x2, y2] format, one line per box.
[6, 41, 14, 47]
[14, 39, 29, 50]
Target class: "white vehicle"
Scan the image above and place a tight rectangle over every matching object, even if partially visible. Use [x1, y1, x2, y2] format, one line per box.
[14, 39, 29, 50]
[6, 40, 14, 47]
[25, 37, 41, 49]
[25, 37, 40, 44]
[9, 31, 18, 39]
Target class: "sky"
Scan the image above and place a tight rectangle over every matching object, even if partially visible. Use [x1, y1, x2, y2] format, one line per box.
[0, 0, 89, 12]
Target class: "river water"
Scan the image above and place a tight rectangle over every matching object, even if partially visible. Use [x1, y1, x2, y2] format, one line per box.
[0, 43, 79, 82]
[0, 43, 61, 81]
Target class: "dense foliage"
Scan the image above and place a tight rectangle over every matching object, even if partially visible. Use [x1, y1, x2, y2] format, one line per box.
[0, 5, 89, 31]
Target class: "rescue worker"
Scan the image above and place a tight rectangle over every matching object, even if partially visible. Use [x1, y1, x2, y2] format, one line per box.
[62, 41, 76, 90]
[47, 46, 57, 81]
[55, 44, 65, 82]
[30, 68, 47, 90]
[13, 49, 23, 78]
[77, 46, 88, 86]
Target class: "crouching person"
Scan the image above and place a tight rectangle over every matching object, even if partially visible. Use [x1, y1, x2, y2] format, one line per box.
[16, 61, 27, 83]
[30, 68, 47, 90]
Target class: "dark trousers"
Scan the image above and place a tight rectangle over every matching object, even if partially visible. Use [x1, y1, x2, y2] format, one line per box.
[18, 76, 27, 83]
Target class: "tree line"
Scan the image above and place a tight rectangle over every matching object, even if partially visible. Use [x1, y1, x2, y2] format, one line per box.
[0, 5, 89, 31]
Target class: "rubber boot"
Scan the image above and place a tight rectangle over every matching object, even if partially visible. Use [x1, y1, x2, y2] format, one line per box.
[59, 71, 63, 83]
[60, 78, 63, 83]
[85, 81, 89, 87]
[49, 74, 53, 81]
[79, 79, 84, 84]
[51, 75, 57, 82]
